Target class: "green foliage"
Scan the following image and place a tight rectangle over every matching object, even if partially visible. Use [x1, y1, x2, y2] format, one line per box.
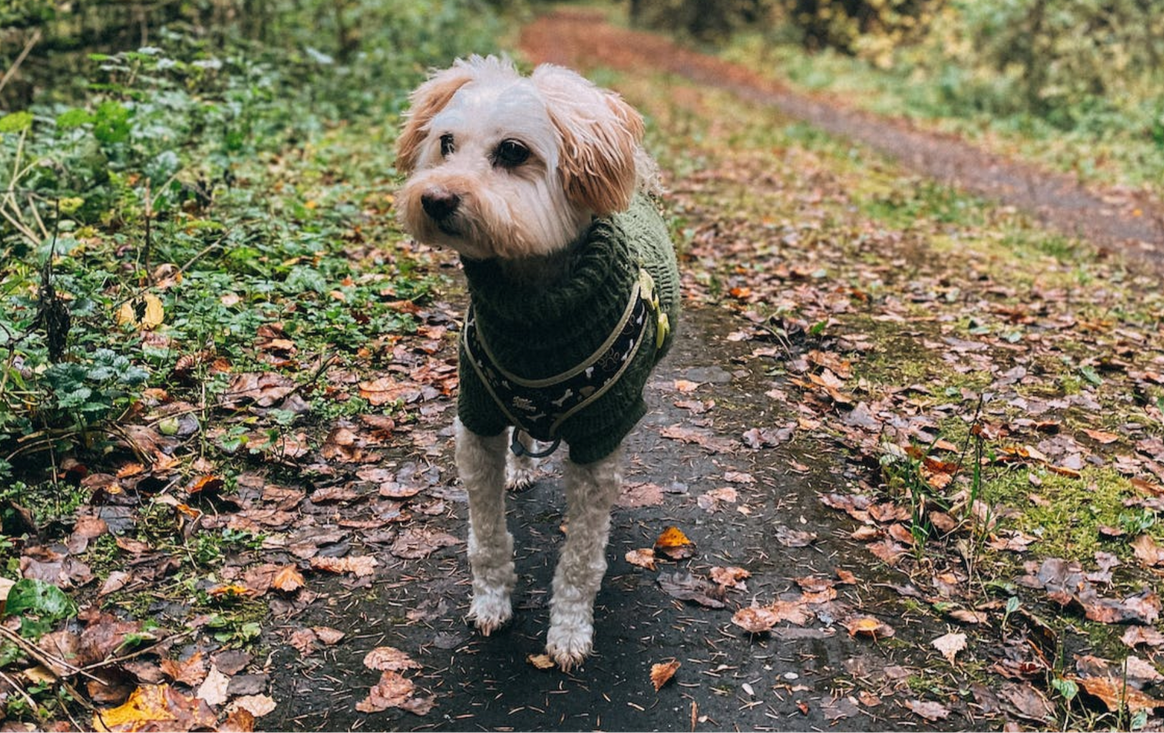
[3, 578, 77, 639]
[0, 0, 500, 463]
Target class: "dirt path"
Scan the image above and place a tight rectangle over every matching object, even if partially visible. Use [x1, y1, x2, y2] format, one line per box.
[521, 9, 1164, 266]
[261, 307, 965, 732]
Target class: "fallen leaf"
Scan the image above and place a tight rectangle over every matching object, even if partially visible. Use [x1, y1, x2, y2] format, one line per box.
[657, 572, 725, 608]
[309, 555, 379, 577]
[160, 652, 207, 687]
[732, 606, 779, 633]
[823, 695, 860, 721]
[355, 670, 415, 714]
[625, 548, 658, 571]
[616, 482, 665, 509]
[774, 525, 816, 548]
[1121, 626, 1164, 649]
[654, 526, 696, 560]
[389, 528, 462, 559]
[1131, 534, 1164, 567]
[313, 627, 345, 645]
[1075, 675, 1164, 713]
[527, 654, 555, 670]
[845, 616, 895, 640]
[709, 566, 750, 590]
[231, 694, 277, 718]
[93, 684, 216, 732]
[1000, 681, 1054, 723]
[932, 632, 967, 663]
[904, 699, 950, 721]
[272, 565, 305, 592]
[196, 665, 230, 707]
[363, 646, 422, 672]
[650, 660, 680, 691]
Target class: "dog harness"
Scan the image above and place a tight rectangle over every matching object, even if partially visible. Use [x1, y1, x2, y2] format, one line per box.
[463, 267, 668, 456]
[456, 194, 680, 464]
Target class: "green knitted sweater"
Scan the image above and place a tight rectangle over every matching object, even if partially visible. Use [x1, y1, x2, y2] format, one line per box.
[457, 194, 680, 465]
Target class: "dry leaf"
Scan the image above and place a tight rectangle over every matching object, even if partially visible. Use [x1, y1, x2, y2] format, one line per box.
[845, 616, 895, 640]
[932, 632, 967, 663]
[904, 699, 950, 721]
[309, 555, 378, 577]
[196, 665, 230, 707]
[654, 526, 696, 560]
[93, 684, 216, 732]
[1075, 676, 1164, 713]
[231, 694, 277, 718]
[656, 572, 725, 608]
[159, 652, 207, 687]
[363, 646, 422, 672]
[650, 660, 680, 691]
[272, 565, 305, 592]
[732, 606, 779, 633]
[355, 670, 415, 714]
[313, 627, 345, 646]
[389, 528, 462, 559]
[625, 548, 658, 571]
[527, 654, 555, 670]
[709, 566, 750, 590]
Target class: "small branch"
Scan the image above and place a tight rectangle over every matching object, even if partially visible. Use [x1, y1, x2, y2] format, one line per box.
[0, 29, 41, 98]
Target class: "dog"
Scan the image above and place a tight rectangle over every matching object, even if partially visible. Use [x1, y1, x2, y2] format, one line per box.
[395, 55, 680, 669]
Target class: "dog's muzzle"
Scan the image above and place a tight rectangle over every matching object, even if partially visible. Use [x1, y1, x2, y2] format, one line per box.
[421, 189, 461, 222]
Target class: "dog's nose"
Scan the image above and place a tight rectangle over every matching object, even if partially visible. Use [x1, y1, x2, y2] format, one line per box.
[421, 189, 461, 221]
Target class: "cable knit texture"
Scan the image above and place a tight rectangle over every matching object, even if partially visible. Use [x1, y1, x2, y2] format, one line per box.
[458, 194, 680, 464]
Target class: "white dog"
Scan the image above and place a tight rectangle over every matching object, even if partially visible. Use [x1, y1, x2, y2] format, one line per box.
[396, 55, 680, 669]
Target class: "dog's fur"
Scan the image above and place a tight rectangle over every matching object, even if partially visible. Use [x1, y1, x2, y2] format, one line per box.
[395, 55, 662, 669]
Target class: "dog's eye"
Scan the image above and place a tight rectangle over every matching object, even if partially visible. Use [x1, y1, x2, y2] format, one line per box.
[493, 139, 530, 168]
[440, 133, 455, 158]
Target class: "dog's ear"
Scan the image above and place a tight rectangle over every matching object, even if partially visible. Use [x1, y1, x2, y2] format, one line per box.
[532, 65, 645, 216]
[395, 58, 482, 174]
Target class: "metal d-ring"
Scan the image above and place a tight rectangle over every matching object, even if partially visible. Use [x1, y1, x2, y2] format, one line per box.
[510, 429, 561, 459]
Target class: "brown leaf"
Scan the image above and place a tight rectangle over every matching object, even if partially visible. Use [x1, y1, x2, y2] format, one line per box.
[1131, 534, 1164, 567]
[709, 566, 750, 590]
[355, 670, 415, 714]
[527, 654, 555, 670]
[774, 525, 816, 548]
[657, 572, 725, 608]
[363, 646, 422, 673]
[313, 627, 345, 646]
[1000, 681, 1053, 723]
[625, 548, 658, 571]
[650, 660, 680, 691]
[196, 665, 230, 707]
[904, 699, 950, 721]
[616, 482, 665, 509]
[732, 606, 779, 633]
[1075, 676, 1164, 713]
[309, 555, 379, 577]
[272, 565, 305, 592]
[389, 528, 461, 559]
[160, 652, 207, 687]
[1082, 429, 1120, 444]
[1121, 625, 1164, 649]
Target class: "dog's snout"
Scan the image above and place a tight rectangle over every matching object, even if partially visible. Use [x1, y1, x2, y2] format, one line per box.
[421, 189, 461, 221]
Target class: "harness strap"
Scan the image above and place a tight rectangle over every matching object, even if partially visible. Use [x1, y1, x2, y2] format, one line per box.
[463, 268, 661, 452]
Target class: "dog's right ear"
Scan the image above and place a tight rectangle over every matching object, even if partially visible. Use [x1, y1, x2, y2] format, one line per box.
[395, 59, 480, 174]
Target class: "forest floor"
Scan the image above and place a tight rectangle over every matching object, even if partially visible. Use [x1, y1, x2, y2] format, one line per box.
[8, 7, 1164, 733]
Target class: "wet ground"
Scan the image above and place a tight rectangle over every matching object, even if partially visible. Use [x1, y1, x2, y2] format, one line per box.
[260, 306, 972, 731]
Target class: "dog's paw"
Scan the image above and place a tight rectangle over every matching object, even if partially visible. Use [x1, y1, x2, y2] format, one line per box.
[468, 589, 512, 636]
[546, 621, 593, 672]
[505, 464, 537, 492]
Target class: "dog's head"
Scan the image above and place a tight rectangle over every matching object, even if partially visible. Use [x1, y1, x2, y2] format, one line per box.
[395, 55, 651, 260]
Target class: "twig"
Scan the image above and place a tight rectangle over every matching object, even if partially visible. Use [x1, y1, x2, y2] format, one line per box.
[0, 669, 38, 712]
[0, 29, 41, 98]
[0, 626, 98, 710]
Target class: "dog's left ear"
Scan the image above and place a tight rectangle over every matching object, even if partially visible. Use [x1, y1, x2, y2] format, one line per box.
[532, 65, 645, 216]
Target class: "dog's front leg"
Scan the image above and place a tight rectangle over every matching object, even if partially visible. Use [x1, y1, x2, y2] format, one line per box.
[546, 448, 622, 670]
[456, 419, 516, 635]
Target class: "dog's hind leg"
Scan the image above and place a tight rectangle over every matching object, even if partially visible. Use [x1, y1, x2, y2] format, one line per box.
[546, 448, 622, 670]
[456, 419, 516, 635]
